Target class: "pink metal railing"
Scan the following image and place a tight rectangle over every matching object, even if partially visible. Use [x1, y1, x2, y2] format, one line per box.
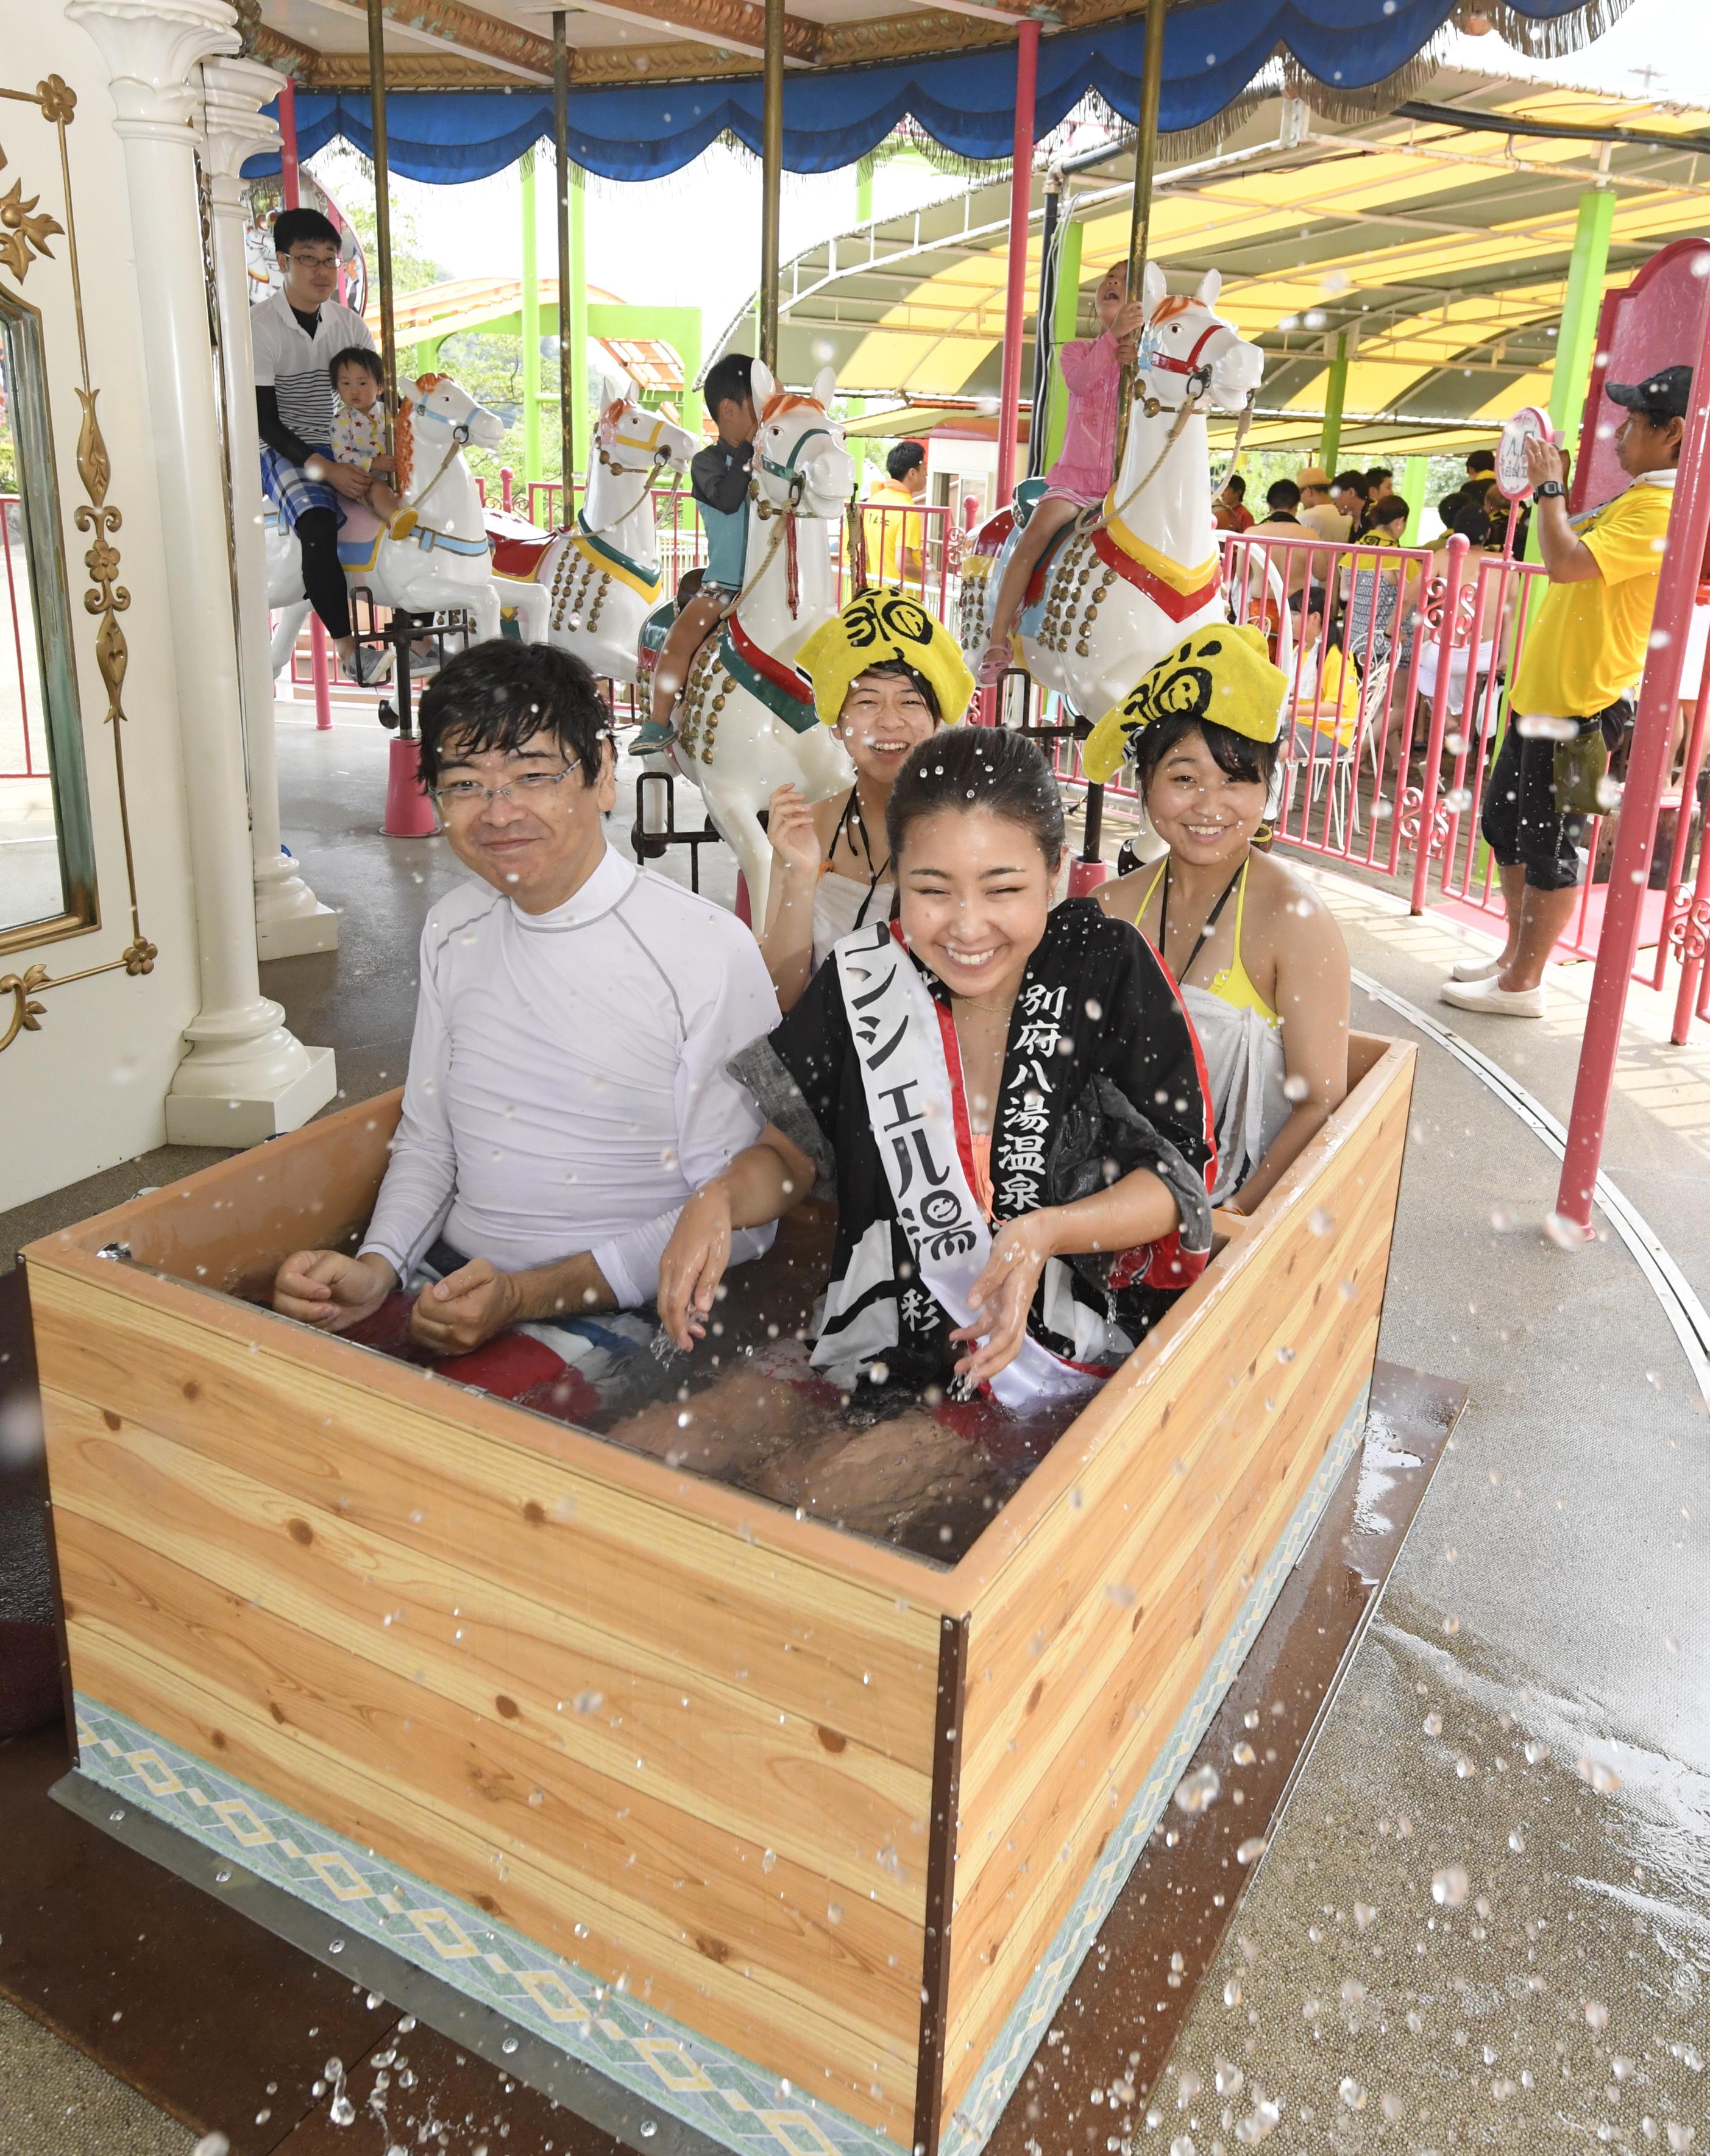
[2, 495, 43, 780]
[844, 500, 952, 617]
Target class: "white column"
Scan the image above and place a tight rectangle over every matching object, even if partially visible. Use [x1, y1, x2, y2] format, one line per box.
[200, 53, 338, 959]
[67, 0, 336, 1143]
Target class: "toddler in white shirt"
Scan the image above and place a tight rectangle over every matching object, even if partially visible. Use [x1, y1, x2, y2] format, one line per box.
[328, 346, 402, 523]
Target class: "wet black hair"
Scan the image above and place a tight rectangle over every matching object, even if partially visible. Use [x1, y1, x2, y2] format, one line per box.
[703, 352, 755, 420]
[328, 345, 383, 388]
[886, 725, 1064, 873]
[1332, 469, 1370, 498]
[1364, 466, 1394, 489]
[886, 440, 927, 481]
[1266, 478, 1301, 512]
[1466, 447, 1497, 475]
[417, 639, 612, 792]
[1370, 494, 1410, 528]
[274, 207, 340, 257]
[847, 656, 940, 719]
[1222, 472, 1247, 497]
[1131, 708, 1279, 796]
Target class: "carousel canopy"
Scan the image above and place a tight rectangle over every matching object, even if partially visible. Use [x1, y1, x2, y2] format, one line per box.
[720, 70, 1710, 450]
[245, 0, 1617, 185]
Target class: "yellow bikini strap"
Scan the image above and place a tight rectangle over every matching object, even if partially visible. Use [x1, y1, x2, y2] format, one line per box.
[1135, 857, 1168, 928]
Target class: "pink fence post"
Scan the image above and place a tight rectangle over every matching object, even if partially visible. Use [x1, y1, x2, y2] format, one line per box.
[500, 466, 514, 514]
[1654, 628, 1710, 991]
[1408, 534, 1470, 913]
[1557, 292, 1710, 1229]
[309, 615, 333, 731]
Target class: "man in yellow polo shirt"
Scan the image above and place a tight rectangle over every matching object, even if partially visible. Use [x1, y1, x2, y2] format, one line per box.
[1441, 363, 1687, 1019]
[863, 440, 928, 589]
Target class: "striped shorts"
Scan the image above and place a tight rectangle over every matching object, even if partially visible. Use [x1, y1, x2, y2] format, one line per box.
[260, 442, 339, 529]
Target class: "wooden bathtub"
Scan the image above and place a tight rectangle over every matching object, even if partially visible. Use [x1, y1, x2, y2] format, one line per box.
[25, 1031, 1414, 2156]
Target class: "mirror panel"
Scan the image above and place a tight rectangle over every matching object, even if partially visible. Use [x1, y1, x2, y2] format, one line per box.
[0, 285, 96, 949]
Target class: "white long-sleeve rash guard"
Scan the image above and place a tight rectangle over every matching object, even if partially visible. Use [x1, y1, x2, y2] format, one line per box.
[360, 846, 780, 1307]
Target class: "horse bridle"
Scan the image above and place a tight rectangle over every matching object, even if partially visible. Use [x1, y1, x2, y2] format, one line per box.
[579, 413, 684, 539]
[754, 420, 834, 512]
[1098, 313, 1256, 530]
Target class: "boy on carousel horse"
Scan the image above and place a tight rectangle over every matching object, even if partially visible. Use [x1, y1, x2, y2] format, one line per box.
[252, 206, 389, 687]
[637, 352, 759, 751]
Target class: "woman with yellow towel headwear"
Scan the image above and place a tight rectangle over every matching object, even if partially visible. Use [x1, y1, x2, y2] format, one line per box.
[757, 589, 976, 1010]
[1090, 623, 1352, 1215]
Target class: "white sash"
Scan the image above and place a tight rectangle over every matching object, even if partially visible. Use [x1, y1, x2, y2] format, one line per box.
[834, 922, 1106, 1411]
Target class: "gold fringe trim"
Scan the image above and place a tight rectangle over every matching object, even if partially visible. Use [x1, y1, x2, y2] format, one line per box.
[1460, 0, 1636, 57]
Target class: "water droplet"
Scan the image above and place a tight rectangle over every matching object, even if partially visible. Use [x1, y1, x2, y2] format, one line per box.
[762, 1848, 777, 1873]
[1339, 2077, 1367, 2112]
[1173, 1764, 1221, 1814]
[1543, 1211, 1588, 1251]
[573, 1690, 604, 1714]
[1577, 1753, 1622, 1795]
[1432, 1864, 1469, 1907]
[1236, 1836, 1268, 1863]
[1282, 1073, 1309, 1103]
[1232, 1741, 1255, 1765]
[194, 2138, 232, 2156]
[827, 1902, 843, 1924]
[1524, 1739, 1548, 1764]
[1223, 1977, 1242, 2006]
[330, 2096, 355, 2126]
[1215, 2060, 1243, 2097]
[1353, 1901, 1378, 1930]
[1105, 1583, 1138, 1607]
[1308, 1207, 1333, 1236]
[1586, 1999, 1609, 2030]
[640, 2125, 658, 2141]
[1422, 1711, 1442, 1736]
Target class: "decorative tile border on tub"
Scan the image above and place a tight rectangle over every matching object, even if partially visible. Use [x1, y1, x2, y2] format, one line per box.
[939, 1379, 1372, 2156]
[70, 1694, 901, 2156]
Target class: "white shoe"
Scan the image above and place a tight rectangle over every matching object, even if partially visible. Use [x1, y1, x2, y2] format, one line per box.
[1449, 952, 1505, 982]
[1439, 974, 1547, 1018]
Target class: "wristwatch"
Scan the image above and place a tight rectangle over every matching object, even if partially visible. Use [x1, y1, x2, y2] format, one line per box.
[1536, 480, 1566, 500]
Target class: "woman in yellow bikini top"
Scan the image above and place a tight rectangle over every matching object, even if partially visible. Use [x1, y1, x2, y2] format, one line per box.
[1091, 624, 1351, 1215]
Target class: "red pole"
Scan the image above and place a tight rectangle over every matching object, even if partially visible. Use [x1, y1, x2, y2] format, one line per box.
[994, 21, 1039, 512]
[1556, 299, 1710, 1230]
[310, 617, 333, 730]
[278, 78, 300, 211]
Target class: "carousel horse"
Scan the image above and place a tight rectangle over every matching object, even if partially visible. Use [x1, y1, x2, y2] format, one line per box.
[963, 267, 1278, 725]
[492, 383, 699, 684]
[665, 360, 856, 930]
[267, 374, 533, 676]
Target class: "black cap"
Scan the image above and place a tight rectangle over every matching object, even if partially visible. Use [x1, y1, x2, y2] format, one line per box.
[1607, 363, 1692, 420]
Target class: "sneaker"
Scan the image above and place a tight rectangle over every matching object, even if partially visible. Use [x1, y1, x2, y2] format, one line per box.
[630, 718, 678, 755]
[1439, 974, 1547, 1018]
[341, 644, 392, 688]
[1449, 952, 1506, 982]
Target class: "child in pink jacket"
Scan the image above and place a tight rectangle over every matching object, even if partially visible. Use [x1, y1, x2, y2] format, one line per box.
[977, 262, 1146, 686]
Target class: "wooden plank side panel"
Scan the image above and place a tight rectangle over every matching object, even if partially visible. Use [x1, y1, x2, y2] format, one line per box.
[938, 1057, 1411, 2125]
[939, 1300, 1380, 2119]
[56, 1511, 924, 2141]
[30, 1265, 944, 1770]
[34, 1093, 405, 1300]
[46, 1395, 931, 1915]
[957, 1065, 1409, 1797]
[943, 1044, 1414, 1597]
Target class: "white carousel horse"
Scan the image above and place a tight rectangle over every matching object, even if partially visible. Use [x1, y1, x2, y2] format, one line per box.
[666, 359, 856, 929]
[494, 385, 699, 684]
[965, 266, 1277, 723]
[267, 373, 527, 675]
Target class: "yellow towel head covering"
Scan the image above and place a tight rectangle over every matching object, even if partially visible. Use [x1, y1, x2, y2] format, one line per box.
[1082, 622, 1286, 785]
[798, 587, 976, 729]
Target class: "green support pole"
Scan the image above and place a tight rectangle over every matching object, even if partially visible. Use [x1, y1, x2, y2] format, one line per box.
[520, 154, 542, 484]
[569, 164, 589, 470]
[1551, 185, 1616, 453]
[1045, 213, 1084, 472]
[1401, 453, 1425, 544]
[1319, 332, 1347, 473]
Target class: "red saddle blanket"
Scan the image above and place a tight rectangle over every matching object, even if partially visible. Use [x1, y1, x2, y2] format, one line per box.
[486, 511, 557, 582]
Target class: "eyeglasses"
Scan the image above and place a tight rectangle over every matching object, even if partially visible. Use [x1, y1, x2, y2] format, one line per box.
[285, 250, 340, 271]
[431, 768, 580, 813]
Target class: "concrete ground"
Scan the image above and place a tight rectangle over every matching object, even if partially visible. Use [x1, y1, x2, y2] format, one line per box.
[2, 695, 1707, 2152]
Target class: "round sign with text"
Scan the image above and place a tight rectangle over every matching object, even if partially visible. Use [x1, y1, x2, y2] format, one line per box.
[1497, 405, 1555, 502]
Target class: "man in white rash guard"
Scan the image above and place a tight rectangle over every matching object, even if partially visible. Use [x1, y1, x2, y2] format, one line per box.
[272, 639, 780, 1362]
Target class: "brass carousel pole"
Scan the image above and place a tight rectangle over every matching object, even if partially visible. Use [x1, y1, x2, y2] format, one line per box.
[553, 11, 576, 516]
[759, 0, 784, 372]
[1077, 0, 1165, 881]
[1113, 0, 1167, 466]
[365, 0, 398, 426]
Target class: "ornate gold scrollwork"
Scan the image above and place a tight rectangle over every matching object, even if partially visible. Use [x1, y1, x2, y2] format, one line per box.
[1, 69, 155, 1052]
[0, 966, 49, 1053]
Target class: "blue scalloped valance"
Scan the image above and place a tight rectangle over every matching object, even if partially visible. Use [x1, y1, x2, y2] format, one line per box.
[243, 0, 1603, 185]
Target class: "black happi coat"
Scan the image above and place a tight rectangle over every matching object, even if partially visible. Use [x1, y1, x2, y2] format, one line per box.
[731, 900, 1216, 1393]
